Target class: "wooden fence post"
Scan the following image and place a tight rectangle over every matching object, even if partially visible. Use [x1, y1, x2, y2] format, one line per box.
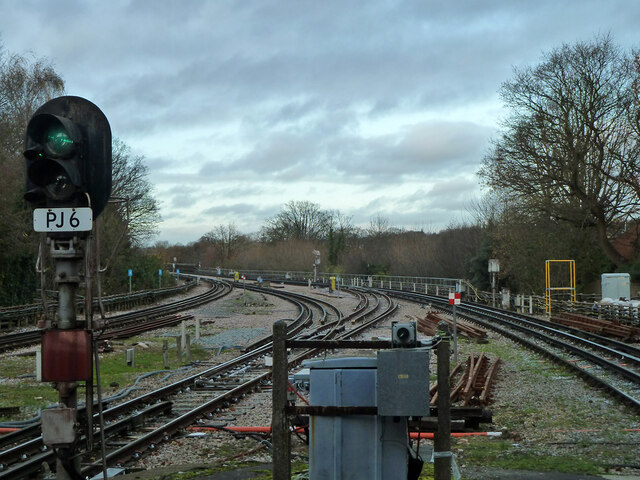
[272, 320, 290, 480]
[435, 322, 452, 480]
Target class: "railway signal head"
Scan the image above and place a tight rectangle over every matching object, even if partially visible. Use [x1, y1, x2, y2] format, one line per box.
[391, 321, 417, 348]
[24, 96, 112, 218]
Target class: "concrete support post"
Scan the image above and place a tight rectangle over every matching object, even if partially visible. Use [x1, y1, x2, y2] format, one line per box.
[185, 334, 191, 363]
[195, 318, 201, 341]
[176, 336, 183, 363]
[36, 349, 42, 381]
[163, 340, 169, 369]
[435, 322, 452, 480]
[272, 320, 290, 480]
[529, 295, 533, 314]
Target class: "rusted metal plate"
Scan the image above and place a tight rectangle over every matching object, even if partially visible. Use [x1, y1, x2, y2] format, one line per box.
[41, 329, 92, 381]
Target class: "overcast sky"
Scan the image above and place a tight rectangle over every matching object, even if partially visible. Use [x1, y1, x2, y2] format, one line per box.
[2, 1, 638, 244]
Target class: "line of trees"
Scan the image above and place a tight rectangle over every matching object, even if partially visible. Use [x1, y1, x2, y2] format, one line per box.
[152, 35, 640, 297]
[2, 34, 639, 304]
[150, 200, 486, 285]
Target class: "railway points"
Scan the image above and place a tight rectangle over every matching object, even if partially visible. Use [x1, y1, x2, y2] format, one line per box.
[0, 273, 639, 479]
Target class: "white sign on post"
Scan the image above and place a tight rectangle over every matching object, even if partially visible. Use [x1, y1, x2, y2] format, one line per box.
[33, 208, 93, 232]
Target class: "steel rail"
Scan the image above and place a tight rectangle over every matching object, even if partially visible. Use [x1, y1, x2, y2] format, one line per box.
[455, 301, 640, 363]
[79, 288, 394, 476]
[0, 402, 173, 480]
[383, 288, 640, 412]
[239, 282, 344, 352]
[0, 281, 311, 477]
[2, 285, 393, 478]
[0, 282, 197, 332]
[0, 279, 231, 352]
[0, 280, 232, 469]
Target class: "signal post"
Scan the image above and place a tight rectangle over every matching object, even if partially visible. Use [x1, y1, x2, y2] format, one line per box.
[24, 96, 112, 480]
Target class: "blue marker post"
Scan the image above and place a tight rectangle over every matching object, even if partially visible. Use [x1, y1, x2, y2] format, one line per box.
[158, 269, 163, 288]
[128, 269, 133, 294]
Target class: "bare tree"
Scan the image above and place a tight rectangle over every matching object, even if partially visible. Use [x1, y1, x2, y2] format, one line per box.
[108, 138, 161, 245]
[479, 35, 640, 266]
[0, 45, 64, 303]
[0, 49, 64, 158]
[200, 223, 247, 263]
[367, 213, 391, 237]
[262, 200, 331, 242]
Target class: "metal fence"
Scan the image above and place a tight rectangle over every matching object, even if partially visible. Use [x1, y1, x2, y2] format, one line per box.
[198, 267, 462, 295]
[196, 267, 639, 325]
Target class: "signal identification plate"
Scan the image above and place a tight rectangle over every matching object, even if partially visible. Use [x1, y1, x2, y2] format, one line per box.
[33, 208, 93, 232]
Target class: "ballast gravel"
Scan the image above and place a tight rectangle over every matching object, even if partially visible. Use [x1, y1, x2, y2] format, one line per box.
[30, 283, 638, 477]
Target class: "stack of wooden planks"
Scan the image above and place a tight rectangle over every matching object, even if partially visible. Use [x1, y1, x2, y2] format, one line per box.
[430, 353, 501, 407]
[551, 312, 640, 341]
[412, 311, 487, 339]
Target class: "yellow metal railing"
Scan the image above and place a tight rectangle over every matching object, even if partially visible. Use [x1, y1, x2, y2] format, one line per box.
[545, 259, 576, 315]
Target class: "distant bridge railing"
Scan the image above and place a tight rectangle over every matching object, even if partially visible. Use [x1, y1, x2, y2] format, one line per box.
[194, 266, 462, 297]
[189, 265, 639, 325]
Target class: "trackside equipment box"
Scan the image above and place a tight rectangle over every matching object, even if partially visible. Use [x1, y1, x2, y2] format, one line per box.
[377, 348, 430, 416]
[306, 357, 408, 479]
[601, 273, 631, 300]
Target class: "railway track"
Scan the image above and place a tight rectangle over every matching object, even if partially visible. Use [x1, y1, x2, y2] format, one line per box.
[0, 279, 232, 353]
[385, 288, 640, 412]
[0, 283, 198, 332]
[0, 282, 396, 479]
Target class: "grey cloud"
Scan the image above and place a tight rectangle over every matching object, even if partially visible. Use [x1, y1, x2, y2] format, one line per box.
[202, 203, 275, 217]
[186, 120, 493, 188]
[425, 178, 479, 200]
[3, 0, 638, 243]
[171, 194, 198, 208]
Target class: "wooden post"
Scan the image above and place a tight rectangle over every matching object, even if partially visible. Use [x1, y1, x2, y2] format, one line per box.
[185, 334, 191, 363]
[176, 336, 182, 364]
[272, 320, 290, 480]
[163, 340, 169, 369]
[435, 322, 452, 480]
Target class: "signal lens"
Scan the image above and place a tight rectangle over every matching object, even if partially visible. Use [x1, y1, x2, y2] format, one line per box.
[45, 174, 75, 200]
[44, 126, 75, 156]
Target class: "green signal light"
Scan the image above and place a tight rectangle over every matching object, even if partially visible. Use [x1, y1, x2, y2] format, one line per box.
[44, 126, 75, 156]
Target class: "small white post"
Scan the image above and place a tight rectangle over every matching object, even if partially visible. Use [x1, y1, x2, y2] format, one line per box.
[36, 348, 42, 381]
